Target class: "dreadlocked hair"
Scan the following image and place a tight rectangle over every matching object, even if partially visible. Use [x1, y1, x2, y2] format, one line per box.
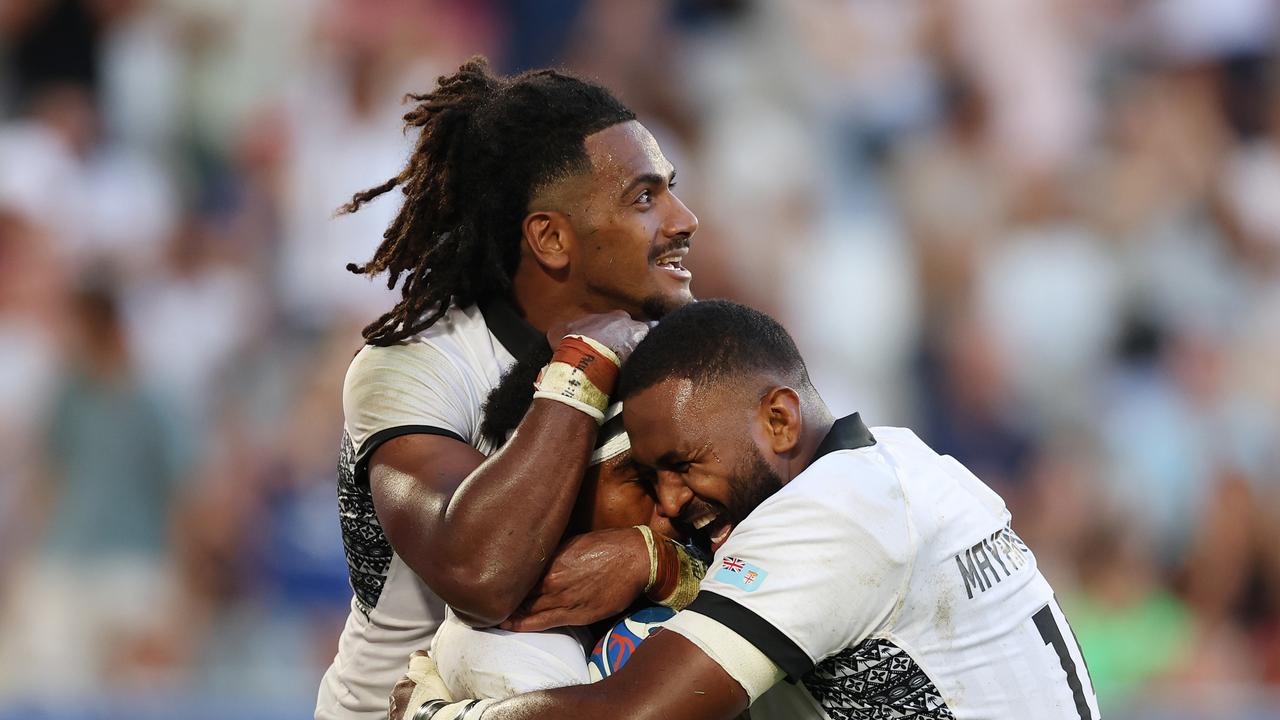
[340, 56, 636, 346]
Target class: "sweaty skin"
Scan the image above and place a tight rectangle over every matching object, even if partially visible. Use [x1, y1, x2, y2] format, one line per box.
[498, 450, 682, 633]
[371, 120, 698, 627]
[456, 373, 833, 719]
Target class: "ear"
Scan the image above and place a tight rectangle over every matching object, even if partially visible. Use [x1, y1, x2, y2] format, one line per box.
[758, 386, 803, 456]
[522, 210, 573, 272]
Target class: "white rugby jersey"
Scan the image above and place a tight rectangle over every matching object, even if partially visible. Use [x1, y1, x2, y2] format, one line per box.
[316, 300, 545, 720]
[663, 414, 1101, 720]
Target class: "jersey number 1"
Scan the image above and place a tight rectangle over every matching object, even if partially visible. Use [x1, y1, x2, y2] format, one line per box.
[1032, 601, 1095, 720]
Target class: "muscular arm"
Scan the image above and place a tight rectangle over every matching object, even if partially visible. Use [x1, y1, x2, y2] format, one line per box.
[483, 629, 749, 720]
[370, 398, 599, 626]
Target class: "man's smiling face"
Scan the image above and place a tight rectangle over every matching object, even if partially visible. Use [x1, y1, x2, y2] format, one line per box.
[568, 121, 699, 320]
[622, 376, 785, 552]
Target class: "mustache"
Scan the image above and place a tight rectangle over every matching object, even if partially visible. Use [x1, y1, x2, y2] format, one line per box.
[648, 235, 692, 264]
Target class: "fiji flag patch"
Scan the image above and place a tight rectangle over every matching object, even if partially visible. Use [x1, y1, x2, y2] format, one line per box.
[714, 556, 768, 592]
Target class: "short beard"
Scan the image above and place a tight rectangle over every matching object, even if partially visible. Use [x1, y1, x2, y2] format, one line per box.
[640, 291, 693, 321]
[724, 442, 786, 526]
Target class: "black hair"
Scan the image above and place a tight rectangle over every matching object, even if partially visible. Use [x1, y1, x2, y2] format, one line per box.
[341, 56, 635, 346]
[618, 300, 813, 400]
[479, 344, 553, 450]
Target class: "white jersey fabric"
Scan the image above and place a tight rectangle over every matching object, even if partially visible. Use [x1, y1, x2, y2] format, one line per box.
[316, 301, 555, 720]
[663, 414, 1101, 720]
[430, 607, 593, 700]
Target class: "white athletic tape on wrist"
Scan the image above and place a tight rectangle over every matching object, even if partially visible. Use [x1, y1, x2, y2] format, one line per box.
[532, 390, 606, 423]
[635, 525, 659, 593]
[531, 335, 621, 424]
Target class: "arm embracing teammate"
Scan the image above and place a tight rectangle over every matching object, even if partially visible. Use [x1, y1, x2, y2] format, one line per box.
[392, 301, 1101, 720]
[317, 56, 700, 720]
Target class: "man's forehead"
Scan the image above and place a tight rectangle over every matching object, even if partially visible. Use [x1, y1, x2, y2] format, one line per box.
[624, 378, 704, 458]
[629, 377, 699, 420]
[584, 121, 672, 182]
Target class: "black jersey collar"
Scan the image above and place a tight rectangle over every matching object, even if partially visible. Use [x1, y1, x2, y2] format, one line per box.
[479, 297, 545, 360]
[809, 412, 876, 467]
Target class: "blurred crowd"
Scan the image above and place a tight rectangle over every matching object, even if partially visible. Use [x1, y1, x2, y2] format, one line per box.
[1, 0, 1279, 718]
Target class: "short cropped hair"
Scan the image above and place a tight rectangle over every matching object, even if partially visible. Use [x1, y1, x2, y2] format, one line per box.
[618, 300, 813, 400]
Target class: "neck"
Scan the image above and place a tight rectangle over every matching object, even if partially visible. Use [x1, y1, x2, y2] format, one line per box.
[511, 261, 594, 334]
[786, 397, 836, 482]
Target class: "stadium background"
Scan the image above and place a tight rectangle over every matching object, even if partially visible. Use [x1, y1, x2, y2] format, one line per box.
[1, 0, 1279, 718]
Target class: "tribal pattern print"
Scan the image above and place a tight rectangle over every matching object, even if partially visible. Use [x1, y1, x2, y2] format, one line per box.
[803, 638, 955, 720]
[337, 432, 394, 614]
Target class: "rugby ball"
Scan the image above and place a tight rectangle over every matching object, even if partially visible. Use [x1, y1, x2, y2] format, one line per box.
[587, 605, 675, 681]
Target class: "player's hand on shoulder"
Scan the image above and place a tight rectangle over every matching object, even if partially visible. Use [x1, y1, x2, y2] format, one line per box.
[548, 310, 650, 364]
[500, 527, 650, 632]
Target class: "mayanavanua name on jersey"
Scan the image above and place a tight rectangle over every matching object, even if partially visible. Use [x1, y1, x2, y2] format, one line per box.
[953, 524, 1032, 600]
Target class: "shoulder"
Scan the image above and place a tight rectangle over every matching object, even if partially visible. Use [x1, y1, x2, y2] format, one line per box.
[344, 307, 491, 391]
[776, 443, 908, 527]
[730, 448, 915, 571]
[341, 306, 498, 449]
[711, 440, 920, 586]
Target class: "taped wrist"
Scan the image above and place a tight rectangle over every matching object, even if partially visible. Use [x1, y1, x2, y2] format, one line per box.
[635, 525, 659, 592]
[647, 540, 707, 611]
[533, 335, 620, 423]
[413, 699, 498, 720]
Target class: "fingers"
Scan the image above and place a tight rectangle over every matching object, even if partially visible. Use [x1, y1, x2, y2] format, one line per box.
[551, 312, 651, 357]
[389, 674, 416, 720]
[391, 651, 435, 720]
[518, 584, 570, 617]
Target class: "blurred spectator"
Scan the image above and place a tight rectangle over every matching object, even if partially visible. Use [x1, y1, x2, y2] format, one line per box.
[0, 81, 177, 275]
[0, 210, 65, 593]
[1065, 516, 1196, 710]
[123, 217, 262, 434]
[0, 278, 188, 695]
[272, 0, 495, 326]
[916, 309, 1038, 510]
[2, 0, 101, 112]
[0, 0, 1278, 717]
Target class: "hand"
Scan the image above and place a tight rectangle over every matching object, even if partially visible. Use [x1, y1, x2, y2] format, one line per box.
[548, 311, 650, 364]
[389, 651, 454, 720]
[499, 528, 650, 632]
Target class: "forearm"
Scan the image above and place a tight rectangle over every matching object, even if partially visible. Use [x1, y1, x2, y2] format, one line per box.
[376, 317, 640, 624]
[482, 683, 735, 720]
[399, 626, 750, 720]
[385, 400, 598, 624]
[483, 686, 638, 720]
[479, 634, 747, 720]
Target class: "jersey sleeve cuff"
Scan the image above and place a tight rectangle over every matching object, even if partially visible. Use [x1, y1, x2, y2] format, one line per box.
[684, 590, 815, 682]
[354, 425, 467, 485]
[661, 610, 785, 703]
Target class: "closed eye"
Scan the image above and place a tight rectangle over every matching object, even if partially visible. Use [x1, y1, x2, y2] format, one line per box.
[635, 465, 658, 487]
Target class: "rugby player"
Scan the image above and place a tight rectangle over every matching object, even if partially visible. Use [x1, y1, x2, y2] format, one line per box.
[395, 300, 1102, 720]
[316, 57, 700, 719]
[428, 350, 704, 700]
